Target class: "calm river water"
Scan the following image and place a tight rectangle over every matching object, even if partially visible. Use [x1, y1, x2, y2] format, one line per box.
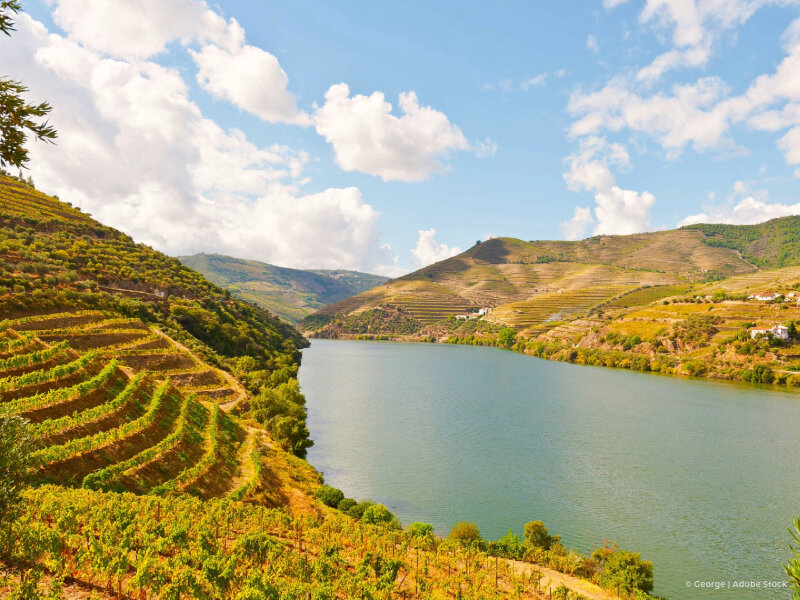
[299, 339, 800, 599]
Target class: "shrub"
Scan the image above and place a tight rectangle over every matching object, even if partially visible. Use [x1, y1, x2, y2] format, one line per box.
[599, 549, 654, 594]
[406, 522, 434, 538]
[337, 498, 357, 513]
[448, 521, 482, 545]
[487, 529, 525, 559]
[347, 501, 373, 520]
[497, 327, 517, 348]
[524, 520, 560, 551]
[361, 503, 397, 527]
[314, 485, 344, 508]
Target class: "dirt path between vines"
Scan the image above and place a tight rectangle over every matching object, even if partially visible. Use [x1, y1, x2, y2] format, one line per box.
[507, 558, 620, 600]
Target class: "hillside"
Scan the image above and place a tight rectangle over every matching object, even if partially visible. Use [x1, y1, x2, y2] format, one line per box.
[302, 221, 800, 389]
[0, 175, 657, 600]
[0, 172, 319, 490]
[179, 253, 387, 324]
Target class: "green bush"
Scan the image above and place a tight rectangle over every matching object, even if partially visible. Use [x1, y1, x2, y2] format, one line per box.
[599, 549, 654, 595]
[406, 522, 434, 539]
[337, 498, 357, 513]
[497, 327, 517, 348]
[347, 501, 374, 520]
[524, 520, 560, 550]
[314, 485, 344, 509]
[448, 521, 482, 545]
[361, 503, 396, 526]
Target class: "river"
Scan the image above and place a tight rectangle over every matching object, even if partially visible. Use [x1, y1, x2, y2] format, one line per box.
[299, 339, 800, 598]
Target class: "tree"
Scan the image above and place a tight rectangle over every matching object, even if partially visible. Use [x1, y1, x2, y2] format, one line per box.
[497, 327, 517, 348]
[599, 549, 654, 595]
[448, 521, 482, 545]
[524, 520, 560, 551]
[0, 1, 57, 169]
[0, 415, 32, 557]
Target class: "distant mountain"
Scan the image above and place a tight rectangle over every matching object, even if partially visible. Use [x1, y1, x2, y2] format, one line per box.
[301, 218, 800, 338]
[178, 253, 388, 324]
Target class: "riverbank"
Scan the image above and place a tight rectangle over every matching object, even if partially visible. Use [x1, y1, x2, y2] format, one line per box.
[301, 338, 800, 599]
[302, 297, 800, 392]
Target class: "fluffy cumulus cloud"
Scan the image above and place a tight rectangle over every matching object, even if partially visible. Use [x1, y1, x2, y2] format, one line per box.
[51, 0, 308, 126]
[190, 44, 310, 126]
[560, 137, 655, 239]
[411, 229, 462, 268]
[49, 0, 244, 59]
[1, 13, 402, 276]
[679, 181, 800, 225]
[313, 84, 470, 182]
[568, 76, 732, 155]
[560, 6, 800, 235]
[575, 7, 800, 167]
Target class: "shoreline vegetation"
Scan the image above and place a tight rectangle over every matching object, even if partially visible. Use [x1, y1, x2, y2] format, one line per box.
[302, 292, 800, 392]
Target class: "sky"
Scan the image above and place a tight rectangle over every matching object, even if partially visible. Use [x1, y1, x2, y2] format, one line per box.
[3, 0, 800, 276]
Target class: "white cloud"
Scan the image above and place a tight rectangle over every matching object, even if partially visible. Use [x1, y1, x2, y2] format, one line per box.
[586, 34, 600, 53]
[569, 15, 800, 169]
[634, 0, 795, 82]
[474, 137, 498, 158]
[562, 137, 655, 237]
[50, 0, 307, 126]
[678, 181, 800, 226]
[191, 43, 309, 125]
[563, 136, 629, 192]
[594, 186, 656, 234]
[412, 229, 462, 268]
[49, 0, 244, 59]
[560, 206, 595, 240]
[313, 83, 470, 182]
[568, 76, 732, 154]
[1, 14, 400, 276]
[604, 0, 630, 7]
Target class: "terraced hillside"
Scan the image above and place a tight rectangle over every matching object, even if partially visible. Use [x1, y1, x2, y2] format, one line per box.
[0, 308, 319, 510]
[302, 220, 800, 392]
[303, 225, 771, 337]
[179, 252, 387, 324]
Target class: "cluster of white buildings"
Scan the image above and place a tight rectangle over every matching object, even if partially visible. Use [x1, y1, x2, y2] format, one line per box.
[748, 291, 799, 303]
[749, 324, 791, 340]
[454, 307, 490, 320]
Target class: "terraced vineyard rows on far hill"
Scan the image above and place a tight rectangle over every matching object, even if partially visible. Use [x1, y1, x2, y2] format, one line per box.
[488, 284, 635, 333]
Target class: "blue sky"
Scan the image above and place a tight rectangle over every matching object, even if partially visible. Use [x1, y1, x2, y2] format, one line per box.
[6, 0, 800, 275]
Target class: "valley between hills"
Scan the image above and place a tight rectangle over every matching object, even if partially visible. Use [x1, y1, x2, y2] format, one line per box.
[0, 175, 663, 599]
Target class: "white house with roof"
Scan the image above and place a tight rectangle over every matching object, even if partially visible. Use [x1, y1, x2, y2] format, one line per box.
[749, 292, 781, 301]
[749, 324, 790, 340]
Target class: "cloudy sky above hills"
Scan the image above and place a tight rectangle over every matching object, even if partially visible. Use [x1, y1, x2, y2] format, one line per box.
[3, 0, 800, 275]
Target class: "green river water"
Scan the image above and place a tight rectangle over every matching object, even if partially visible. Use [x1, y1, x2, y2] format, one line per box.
[299, 339, 800, 599]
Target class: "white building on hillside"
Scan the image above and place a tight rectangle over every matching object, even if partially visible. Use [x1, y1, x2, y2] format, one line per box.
[749, 325, 790, 340]
[749, 292, 781, 301]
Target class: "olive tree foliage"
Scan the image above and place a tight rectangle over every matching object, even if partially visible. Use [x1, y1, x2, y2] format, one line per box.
[0, 1, 57, 169]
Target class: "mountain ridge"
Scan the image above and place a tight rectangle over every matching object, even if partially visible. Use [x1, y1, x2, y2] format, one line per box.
[179, 252, 388, 325]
